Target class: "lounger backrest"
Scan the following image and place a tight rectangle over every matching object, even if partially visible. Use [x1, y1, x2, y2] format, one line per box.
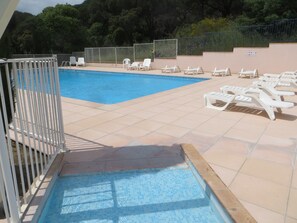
[143, 58, 151, 67]
[70, 56, 76, 65]
[78, 57, 85, 64]
[123, 58, 130, 65]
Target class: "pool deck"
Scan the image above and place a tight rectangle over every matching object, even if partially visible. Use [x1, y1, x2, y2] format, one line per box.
[61, 66, 297, 223]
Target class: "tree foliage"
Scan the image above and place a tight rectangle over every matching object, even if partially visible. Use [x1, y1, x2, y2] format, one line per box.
[0, 0, 296, 57]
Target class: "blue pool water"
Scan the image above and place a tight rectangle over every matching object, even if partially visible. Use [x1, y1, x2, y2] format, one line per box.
[39, 167, 227, 223]
[59, 69, 207, 104]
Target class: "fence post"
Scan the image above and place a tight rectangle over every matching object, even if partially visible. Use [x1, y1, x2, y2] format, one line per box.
[133, 44, 136, 62]
[115, 47, 117, 67]
[176, 39, 178, 57]
[91, 48, 94, 63]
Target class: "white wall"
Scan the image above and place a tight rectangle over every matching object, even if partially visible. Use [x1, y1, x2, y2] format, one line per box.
[152, 43, 297, 74]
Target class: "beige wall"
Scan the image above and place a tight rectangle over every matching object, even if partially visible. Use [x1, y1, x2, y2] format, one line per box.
[152, 43, 297, 74]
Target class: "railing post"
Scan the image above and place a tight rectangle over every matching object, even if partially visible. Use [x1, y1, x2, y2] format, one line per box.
[53, 58, 67, 152]
[0, 120, 20, 223]
[0, 110, 19, 223]
[0, 59, 19, 222]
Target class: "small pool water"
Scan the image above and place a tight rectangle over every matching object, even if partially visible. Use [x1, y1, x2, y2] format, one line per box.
[59, 69, 208, 104]
[39, 167, 231, 223]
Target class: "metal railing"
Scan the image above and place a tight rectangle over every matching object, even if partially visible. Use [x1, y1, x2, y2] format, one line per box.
[154, 39, 178, 59]
[0, 57, 65, 222]
[11, 53, 85, 67]
[84, 39, 178, 64]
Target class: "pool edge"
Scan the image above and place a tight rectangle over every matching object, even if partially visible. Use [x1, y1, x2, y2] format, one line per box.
[181, 144, 257, 223]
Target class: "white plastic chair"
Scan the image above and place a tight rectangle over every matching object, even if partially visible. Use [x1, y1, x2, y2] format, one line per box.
[123, 58, 131, 68]
[139, 58, 151, 70]
[76, 57, 86, 66]
[127, 62, 140, 70]
[69, 56, 77, 66]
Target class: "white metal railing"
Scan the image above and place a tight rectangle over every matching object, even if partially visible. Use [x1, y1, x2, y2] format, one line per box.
[0, 57, 65, 222]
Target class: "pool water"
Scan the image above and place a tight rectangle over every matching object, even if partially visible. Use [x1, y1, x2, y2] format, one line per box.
[59, 69, 207, 104]
[39, 167, 227, 223]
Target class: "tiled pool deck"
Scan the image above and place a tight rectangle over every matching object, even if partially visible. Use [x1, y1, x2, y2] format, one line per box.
[61, 66, 297, 223]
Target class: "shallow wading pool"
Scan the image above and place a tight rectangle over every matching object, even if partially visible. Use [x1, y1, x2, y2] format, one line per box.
[38, 165, 232, 223]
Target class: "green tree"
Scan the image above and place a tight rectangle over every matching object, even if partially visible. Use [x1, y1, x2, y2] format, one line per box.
[39, 4, 88, 52]
[176, 18, 231, 37]
[0, 11, 34, 57]
[243, 0, 297, 23]
[88, 22, 105, 46]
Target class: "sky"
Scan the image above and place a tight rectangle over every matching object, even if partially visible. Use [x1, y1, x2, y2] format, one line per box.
[16, 0, 85, 15]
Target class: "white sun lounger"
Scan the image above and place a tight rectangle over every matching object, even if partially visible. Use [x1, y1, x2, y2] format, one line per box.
[161, 65, 181, 73]
[263, 73, 282, 78]
[127, 62, 140, 70]
[221, 85, 294, 102]
[76, 57, 86, 66]
[239, 69, 258, 78]
[212, 67, 231, 76]
[69, 56, 77, 66]
[280, 73, 297, 79]
[252, 81, 295, 100]
[259, 77, 297, 89]
[282, 70, 297, 75]
[263, 73, 297, 79]
[184, 66, 204, 75]
[204, 91, 294, 120]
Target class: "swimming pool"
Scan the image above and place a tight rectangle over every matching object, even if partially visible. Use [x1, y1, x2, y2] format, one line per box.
[39, 166, 231, 223]
[59, 69, 207, 104]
